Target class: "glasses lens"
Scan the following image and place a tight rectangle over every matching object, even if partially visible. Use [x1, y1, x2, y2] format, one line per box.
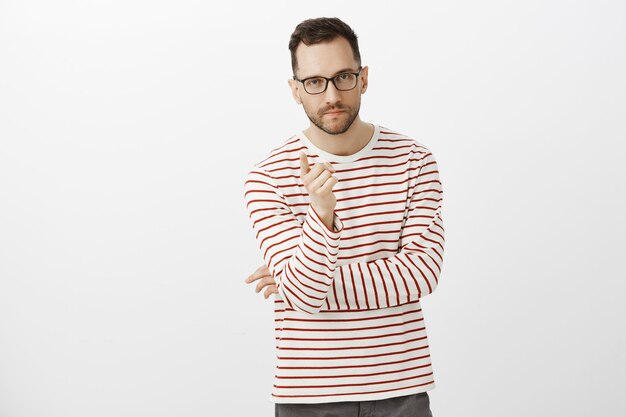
[304, 78, 326, 94]
[334, 73, 357, 91]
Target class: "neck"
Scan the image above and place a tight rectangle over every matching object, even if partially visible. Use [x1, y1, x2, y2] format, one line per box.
[303, 118, 374, 157]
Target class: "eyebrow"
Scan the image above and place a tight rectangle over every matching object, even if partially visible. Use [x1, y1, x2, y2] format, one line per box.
[301, 67, 358, 79]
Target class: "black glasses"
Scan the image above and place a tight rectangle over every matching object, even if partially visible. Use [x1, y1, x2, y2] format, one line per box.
[293, 67, 363, 95]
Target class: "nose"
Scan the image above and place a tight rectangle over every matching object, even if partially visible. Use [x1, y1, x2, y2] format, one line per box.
[322, 79, 341, 103]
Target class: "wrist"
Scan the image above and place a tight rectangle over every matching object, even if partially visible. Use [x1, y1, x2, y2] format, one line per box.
[310, 205, 335, 232]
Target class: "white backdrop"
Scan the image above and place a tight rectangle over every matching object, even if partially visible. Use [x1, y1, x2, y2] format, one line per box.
[1, 1, 624, 416]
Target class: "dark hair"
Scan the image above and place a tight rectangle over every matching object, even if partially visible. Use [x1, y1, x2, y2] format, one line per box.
[288, 17, 361, 76]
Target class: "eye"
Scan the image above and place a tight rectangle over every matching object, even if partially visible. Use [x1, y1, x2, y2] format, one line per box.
[305, 78, 323, 87]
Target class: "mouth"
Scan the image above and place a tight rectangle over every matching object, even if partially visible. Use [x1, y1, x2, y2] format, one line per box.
[324, 110, 344, 116]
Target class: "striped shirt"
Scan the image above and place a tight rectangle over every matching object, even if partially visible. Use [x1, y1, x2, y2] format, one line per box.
[243, 124, 445, 404]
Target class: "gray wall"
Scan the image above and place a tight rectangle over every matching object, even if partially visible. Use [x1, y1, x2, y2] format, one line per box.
[0, 0, 624, 416]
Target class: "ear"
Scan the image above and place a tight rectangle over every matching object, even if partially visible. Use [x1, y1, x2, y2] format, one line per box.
[287, 78, 302, 105]
[359, 65, 369, 94]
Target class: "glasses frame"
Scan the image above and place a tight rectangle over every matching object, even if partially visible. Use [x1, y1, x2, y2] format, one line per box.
[293, 67, 363, 95]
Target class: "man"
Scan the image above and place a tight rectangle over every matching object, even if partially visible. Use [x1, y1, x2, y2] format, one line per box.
[243, 17, 444, 417]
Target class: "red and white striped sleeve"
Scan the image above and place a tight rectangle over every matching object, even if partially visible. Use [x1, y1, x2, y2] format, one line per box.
[323, 148, 445, 311]
[243, 167, 345, 314]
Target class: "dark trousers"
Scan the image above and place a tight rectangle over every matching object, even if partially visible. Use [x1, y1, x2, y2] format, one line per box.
[275, 391, 433, 417]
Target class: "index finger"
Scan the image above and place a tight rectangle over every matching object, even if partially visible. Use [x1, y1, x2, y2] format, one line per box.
[299, 152, 310, 176]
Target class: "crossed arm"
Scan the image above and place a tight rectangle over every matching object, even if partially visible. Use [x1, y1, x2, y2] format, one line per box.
[243, 148, 444, 314]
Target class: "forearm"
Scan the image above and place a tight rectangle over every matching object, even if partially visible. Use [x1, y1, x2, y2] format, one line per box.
[272, 205, 343, 313]
[322, 211, 444, 311]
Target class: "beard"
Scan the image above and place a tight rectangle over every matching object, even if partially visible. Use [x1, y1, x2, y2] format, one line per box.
[303, 99, 361, 135]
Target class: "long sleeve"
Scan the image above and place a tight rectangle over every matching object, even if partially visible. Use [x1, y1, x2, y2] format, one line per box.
[243, 168, 345, 314]
[323, 148, 445, 311]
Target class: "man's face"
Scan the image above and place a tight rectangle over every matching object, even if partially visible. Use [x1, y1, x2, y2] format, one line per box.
[288, 37, 369, 135]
